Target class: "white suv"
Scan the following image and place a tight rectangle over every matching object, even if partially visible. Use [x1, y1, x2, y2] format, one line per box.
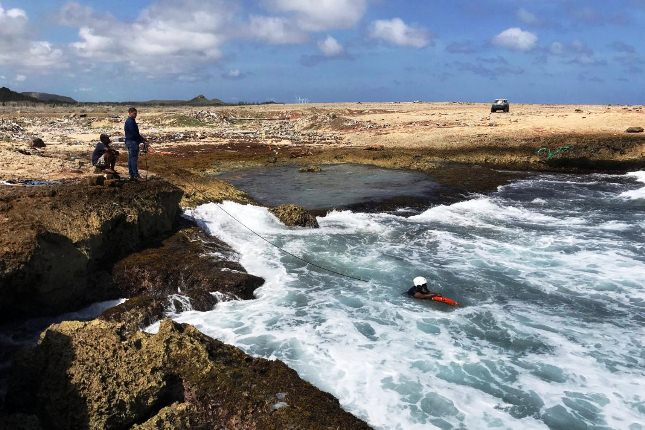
[491, 99, 509, 113]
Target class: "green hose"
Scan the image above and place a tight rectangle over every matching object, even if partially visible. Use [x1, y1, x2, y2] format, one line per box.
[537, 145, 573, 160]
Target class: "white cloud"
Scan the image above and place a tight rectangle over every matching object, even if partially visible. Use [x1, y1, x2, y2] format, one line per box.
[318, 35, 344, 57]
[14, 74, 26, 82]
[66, 0, 235, 75]
[58, 2, 93, 26]
[60, 0, 369, 76]
[517, 8, 538, 25]
[24, 41, 65, 67]
[0, 4, 27, 38]
[221, 69, 248, 80]
[247, 15, 308, 44]
[550, 41, 564, 55]
[0, 3, 66, 69]
[368, 18, 430, 48]
[265, 0, 367, 31]
[492, 27, 537, 51]
[547, 40, 605, 66]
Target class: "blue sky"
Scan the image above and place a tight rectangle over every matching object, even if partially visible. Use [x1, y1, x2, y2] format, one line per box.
[0, 0, 643, 103]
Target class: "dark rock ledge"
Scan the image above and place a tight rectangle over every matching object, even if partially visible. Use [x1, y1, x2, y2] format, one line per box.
[0, 179, 371, 429]
[3, 319, 370, 429]
[0, 178, 183, 321]
[102, 225, 265, 335]
[270, 204, 319, 228]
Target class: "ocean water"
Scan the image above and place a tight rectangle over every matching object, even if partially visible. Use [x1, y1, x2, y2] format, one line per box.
[154, 171, 644, 430]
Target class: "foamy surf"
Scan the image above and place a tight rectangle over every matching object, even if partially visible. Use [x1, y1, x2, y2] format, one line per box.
[619, 170, 645, 199]
[159, 172, 644, 429]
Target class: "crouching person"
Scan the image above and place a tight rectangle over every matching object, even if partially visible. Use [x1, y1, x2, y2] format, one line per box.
[92, 133, 119, 174]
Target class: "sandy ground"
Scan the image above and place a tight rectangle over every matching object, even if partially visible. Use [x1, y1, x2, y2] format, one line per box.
[1, 102, 643, 181]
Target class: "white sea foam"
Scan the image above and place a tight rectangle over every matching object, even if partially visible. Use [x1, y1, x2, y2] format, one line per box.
[626, 170, 645, 183]
[52, 298, 127, 321]
[619, 170, 645, 199]
[165, 173, 645, 430]
[166, 294, 193, 314]
[409, 197, 582, 228]
[620, 187, 645, 199]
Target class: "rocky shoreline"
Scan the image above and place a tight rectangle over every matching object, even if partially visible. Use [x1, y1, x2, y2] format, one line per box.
[4, 319, 370, 429]
[0, 179, 183, 321]
[0, 177, 372, 428]
[0, 102, 643, 428]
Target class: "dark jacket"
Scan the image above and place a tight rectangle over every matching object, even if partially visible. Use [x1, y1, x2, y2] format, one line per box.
[124, 116, 144, 143]
[91, 141, 107, 165]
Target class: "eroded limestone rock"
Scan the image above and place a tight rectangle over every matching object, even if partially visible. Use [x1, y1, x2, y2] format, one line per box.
[4, 319, 371, 430]
[102, 226, 264, 334]
[270, 204, 319, 228]
[0, 179, 183, 321]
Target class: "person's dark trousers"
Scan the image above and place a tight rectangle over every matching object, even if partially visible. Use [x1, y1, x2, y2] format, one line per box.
[126, 140, 140, 179]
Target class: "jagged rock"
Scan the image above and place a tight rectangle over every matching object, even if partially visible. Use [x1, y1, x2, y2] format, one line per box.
[104, 179, 121, 187]
[364, 145, 385, 151]
[100, 295, 166, 335]
[131, 402, 194, 429]
[31, 138, 45, 148]
[298, 165, 322, 173]
[0, 179, 183, 321]
[102, 227, 264, 334]
[625, 126, 644, 133]
[0, 412, 42, 429]
[4, 319, 371, 430]
[86, 175, 105, 186]
[270, 204, 319, 228]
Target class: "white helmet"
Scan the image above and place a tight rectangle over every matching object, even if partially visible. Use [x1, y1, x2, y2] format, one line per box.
[413, 276, 427, 287]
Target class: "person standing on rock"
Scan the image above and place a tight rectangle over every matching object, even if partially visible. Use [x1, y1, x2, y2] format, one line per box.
[124, 107, 148, 181]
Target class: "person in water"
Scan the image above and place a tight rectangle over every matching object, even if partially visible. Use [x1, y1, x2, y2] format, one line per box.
[407, 276, 440, 300]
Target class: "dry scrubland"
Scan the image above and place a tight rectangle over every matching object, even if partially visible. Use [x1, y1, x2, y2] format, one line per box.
[1, 102, 644, 182]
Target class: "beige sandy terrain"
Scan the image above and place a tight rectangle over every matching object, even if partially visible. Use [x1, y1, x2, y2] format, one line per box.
[1, 102, 643, 181]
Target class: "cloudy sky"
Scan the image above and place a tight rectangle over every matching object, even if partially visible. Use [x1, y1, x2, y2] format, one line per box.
[0, 0, 644, 103]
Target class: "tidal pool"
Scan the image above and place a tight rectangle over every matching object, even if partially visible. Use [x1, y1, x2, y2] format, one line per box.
[219, 164, 442, 211]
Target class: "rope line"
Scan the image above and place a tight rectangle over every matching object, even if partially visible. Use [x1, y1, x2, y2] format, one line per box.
[142, 143, 150, 181]
[213, 203, 369, 283]
[140, 149, 365, 282]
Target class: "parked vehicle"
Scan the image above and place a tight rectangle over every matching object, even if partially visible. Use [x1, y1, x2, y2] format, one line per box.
[491, 99, 509, 113]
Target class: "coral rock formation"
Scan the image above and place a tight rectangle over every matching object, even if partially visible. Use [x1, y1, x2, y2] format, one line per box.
[270, 204, 319, 228]
[0, 179, 183, 321]
[4, 319, 371, 430]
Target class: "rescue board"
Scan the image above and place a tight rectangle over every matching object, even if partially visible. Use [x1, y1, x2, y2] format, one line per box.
[431, 295, 459, 306]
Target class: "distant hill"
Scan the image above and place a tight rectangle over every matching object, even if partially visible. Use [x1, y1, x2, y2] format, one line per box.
[22, 92, 77, 104]
[188, 95, 225, 105]
[132, 95, 225, 106]
[0, 87, 39, 103]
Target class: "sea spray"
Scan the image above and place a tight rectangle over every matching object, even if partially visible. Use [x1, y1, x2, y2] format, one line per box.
[161, 171, 645, 429]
